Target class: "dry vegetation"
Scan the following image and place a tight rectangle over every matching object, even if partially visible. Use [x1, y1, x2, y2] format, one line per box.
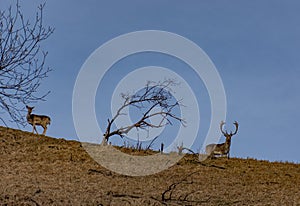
[0, 126, 299, 206]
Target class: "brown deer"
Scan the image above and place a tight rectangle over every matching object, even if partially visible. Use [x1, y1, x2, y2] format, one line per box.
[26, 106, 51, 135]
[206, 121, 239, 159]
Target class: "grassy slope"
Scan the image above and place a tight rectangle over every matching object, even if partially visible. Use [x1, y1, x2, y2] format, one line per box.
[0, 126, 299, 206]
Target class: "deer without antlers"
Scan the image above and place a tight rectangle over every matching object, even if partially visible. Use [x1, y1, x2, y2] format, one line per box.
[26, 106, 51, 135]
[206, 121, 239, 159]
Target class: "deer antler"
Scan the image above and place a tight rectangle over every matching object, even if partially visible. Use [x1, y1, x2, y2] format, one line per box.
[220, 121, 239, 136]
[220, 121, 226, 135]
[231, 121, 239, 135]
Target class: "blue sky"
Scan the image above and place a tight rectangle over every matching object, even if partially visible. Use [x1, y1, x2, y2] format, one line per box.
[1, 0, 299, 163]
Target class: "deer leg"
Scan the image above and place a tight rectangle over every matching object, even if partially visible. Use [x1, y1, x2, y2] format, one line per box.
[33, 124, 39, 135]
[32, 123, 38, 134]
[208, 152, 214, 159]
[42, 126, 47, 135]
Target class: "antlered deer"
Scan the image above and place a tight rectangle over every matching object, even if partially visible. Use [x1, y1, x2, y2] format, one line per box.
[206, 121, 239, 159]
[26, 106, 51, 135]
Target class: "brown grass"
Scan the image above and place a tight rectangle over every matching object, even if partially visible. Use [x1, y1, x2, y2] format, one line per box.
[0, 126, 299, 205]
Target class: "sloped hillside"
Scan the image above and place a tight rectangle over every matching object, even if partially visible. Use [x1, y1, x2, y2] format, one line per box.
[0, 126, 299, 205]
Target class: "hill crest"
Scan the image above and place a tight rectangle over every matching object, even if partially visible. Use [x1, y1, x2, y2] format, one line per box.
[0, 126, 299, 205]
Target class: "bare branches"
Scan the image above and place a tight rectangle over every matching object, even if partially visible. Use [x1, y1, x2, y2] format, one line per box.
[102, 79, 185, 144]
[0, 1, 54, 126]
[161, 171, 211, 204]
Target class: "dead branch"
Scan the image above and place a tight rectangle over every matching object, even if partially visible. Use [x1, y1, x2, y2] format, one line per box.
[102, 79, 185, 144]
[161, 171, 212, 205]
[161, 171, 197, 202]
[145, 135, 159, 151]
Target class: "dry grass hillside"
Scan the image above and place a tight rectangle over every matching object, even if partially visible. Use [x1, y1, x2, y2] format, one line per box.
[0, 126, 299, 206]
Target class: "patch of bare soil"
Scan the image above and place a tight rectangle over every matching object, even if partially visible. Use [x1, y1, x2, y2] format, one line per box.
[0, 126, 299, 205]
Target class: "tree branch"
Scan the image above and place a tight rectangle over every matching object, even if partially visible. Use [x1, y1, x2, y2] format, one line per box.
[102, 79, 185, 144]
[0, 0, 54, 126]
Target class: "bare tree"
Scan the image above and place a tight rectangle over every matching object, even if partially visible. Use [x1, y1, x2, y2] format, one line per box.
[102, 79, 185, 145]
[0, 1, 54, 126]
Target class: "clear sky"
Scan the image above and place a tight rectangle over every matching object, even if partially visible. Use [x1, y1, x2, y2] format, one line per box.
[1, 0, 299, 163]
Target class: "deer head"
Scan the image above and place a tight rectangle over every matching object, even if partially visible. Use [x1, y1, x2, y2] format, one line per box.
[220, 121, 239, 140]
[26, 105, 34, 114]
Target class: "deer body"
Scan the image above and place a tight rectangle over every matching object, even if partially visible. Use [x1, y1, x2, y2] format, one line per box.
[206, 121, 238, 159]
[26, 106, 51, 135]
[206, 137, 232, 158]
